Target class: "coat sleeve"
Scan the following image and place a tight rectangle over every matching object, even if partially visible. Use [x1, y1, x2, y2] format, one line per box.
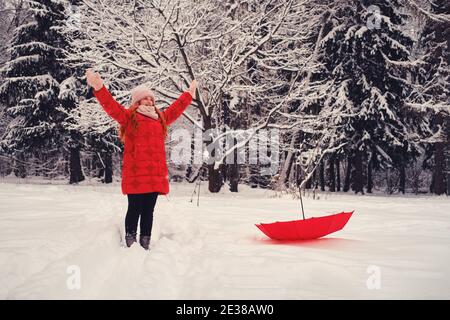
[93, 85, 129, 127]
[162, 91, 193, 126]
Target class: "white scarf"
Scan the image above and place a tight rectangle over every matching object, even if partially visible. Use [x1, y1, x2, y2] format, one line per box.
[137, 105, 159, 120]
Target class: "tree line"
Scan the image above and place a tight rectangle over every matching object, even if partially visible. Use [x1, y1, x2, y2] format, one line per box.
[0, 0, 448, 195]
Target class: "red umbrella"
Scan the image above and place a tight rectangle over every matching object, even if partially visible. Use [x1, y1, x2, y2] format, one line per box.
[256, 183, 353, 240]
[256, 211, 354, 241]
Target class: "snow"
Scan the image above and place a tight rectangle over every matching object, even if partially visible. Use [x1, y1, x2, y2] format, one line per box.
[320, 24, 346, 46]
[0, 75, 58, 90]
[3, 55, 41, 69]
[0, 181, 449, 299]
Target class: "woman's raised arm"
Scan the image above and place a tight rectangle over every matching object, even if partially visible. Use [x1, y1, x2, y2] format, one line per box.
[162, 80, 197, 125]
[86, 69, 128, 127]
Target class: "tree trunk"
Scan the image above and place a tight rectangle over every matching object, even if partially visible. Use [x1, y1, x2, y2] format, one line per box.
[312, 170, 317, 189]
[429, 171, 435, 193]
[433, 113, 446, 195]
[202, 115, 226, 193]
[432, 143, 445, 194]
[305, 166, 313, 189]
[13, 154, 27, 178]
[228, 164, 239, 192]
[351, 150, 364, 194]
[343, 155, 351, 192]
[328, 156, 335, 192]
[399, 163, 406, 194]
[367, 156, 373, 193]
[64, 154, 69, 176]
[208, 164, 223, 192]
[69, 147, 85, 184]
[94, 151, 103, 180]
[446, 115, 450, 195]
[294, 162, 301, 187]
[104, 152, 113, 184]
[336, 157, 341, 191]
[319, 161, 325, 191]
[227, 162, 239, 192]
[276, 130, 298, 190]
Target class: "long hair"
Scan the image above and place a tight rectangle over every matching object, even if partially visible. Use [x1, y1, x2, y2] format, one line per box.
[118, 103, 168, 143]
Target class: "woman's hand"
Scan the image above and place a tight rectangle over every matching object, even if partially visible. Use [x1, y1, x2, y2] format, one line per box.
[188, 79, 197, 99]
[86, 68, 104, 91]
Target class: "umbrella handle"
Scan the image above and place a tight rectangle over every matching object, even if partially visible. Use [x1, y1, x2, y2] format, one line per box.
[299, 185, 306, 220]
[295, 160, 306, 220]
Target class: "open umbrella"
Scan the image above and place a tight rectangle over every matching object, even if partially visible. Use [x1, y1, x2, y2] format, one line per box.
[256, 187, 354, 240]
[256, 211, 353, 241]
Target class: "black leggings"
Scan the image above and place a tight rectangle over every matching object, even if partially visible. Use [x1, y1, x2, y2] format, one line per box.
[125, 192, 159, 236]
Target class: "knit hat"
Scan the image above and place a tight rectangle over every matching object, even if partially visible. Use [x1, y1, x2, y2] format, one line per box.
[131, 84, 155, 106]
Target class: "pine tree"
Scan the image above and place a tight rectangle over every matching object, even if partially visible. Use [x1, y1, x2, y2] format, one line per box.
[0, 0, 84, 181]
[413, 0, 450, 195]
[0, 0, 32, 177]
[309, 0, 426, 194]
[59, 0, 85, 183]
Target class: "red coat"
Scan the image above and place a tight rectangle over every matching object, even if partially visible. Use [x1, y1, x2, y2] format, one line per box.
[93, 85, 193, 195]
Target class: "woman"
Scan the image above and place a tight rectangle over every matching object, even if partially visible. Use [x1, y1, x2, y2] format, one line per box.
[86, 69, 197, 250]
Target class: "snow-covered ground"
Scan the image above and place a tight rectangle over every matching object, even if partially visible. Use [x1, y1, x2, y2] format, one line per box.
[0, 180, 449, 300]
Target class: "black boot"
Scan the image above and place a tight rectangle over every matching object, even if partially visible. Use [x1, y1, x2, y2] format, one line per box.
[125, 233, 137, 247]
[139, 235, 151, 250]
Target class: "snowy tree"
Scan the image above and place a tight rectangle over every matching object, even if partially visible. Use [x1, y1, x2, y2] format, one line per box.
[0, 0, 31, 176]
[295, 0, 433, 194]
[0, 0, 84, 181]
[65, 0, 324, 192]
[406, 0, 450, 195]
[57, 0, 86, 183]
